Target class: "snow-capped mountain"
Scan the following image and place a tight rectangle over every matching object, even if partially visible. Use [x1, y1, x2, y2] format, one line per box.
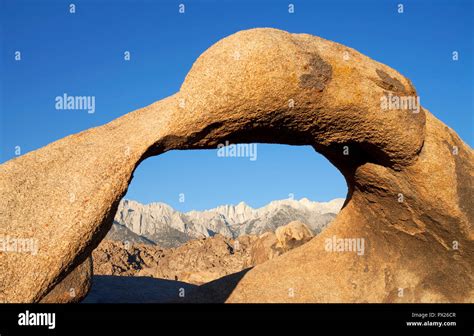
[108, 198, 345, 248]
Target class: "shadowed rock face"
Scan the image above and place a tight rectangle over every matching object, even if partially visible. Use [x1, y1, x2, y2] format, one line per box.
[0, 28, 472, 303]
[40, 256, 92, 303]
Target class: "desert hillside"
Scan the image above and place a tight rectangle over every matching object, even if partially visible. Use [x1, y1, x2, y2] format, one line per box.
[85, 221, 315, 303]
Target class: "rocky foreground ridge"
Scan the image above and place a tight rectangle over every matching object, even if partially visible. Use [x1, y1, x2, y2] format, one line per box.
[94, 220, 313, 286]
[82, 221, 314, 303]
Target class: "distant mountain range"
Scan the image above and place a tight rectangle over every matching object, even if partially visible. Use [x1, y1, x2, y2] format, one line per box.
[107, 198, 345, 248]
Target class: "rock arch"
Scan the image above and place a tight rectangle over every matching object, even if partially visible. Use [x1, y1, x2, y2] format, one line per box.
[0, 28, 472, 303]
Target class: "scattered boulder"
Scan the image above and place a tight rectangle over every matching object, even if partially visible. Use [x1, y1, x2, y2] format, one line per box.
[92, 240, 164, 277]
[250, 221, 314, 265]
[275, 221, 314, 250]
[93, 234, 256, 285]
[250, 232, 281, 265]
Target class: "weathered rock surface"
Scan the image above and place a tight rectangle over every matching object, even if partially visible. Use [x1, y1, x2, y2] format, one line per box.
[135, 234, 255, 285]
[249, 232, 281, 265]
[250, 221, 314, 265]
[92, 240, 159, 277]
[0, 28, 472, 303]
[40, 256, 92, 303]
[275, 220, 314, 250]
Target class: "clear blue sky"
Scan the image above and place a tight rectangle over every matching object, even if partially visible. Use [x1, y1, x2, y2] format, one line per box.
[1, 0, 472, 211]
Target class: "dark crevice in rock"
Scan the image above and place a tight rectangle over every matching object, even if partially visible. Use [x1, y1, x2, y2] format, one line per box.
[374, 69, 406, 93]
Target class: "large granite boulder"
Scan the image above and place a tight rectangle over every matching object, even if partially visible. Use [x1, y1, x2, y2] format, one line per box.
[0, 28, 472, 303]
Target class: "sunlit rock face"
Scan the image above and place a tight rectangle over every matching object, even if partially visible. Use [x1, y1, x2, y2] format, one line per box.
[0, 28, 472, 303]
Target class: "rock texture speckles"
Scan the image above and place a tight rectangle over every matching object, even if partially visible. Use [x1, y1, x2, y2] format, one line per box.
[0, 28, 472, 303]
[275, 221, 314, 250]
[374, 69, 406, 93]
[250, 221, 314, 265]
[40, 256, 92, 303]
[299, 54, 333, 91]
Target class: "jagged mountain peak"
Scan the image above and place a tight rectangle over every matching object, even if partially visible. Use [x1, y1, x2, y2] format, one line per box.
[109, 197, 345, 248]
